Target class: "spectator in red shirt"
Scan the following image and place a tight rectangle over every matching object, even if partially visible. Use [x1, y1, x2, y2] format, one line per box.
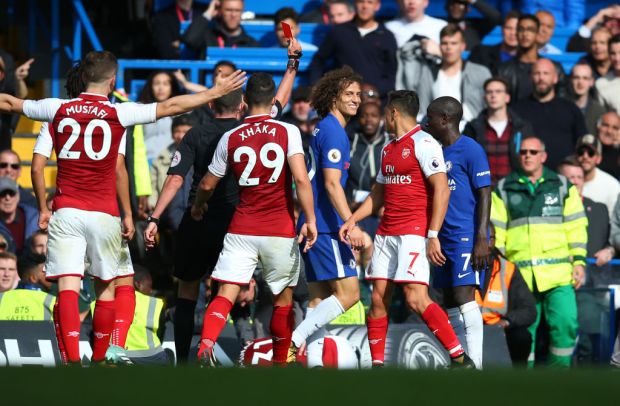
[463, 77, 534, 185]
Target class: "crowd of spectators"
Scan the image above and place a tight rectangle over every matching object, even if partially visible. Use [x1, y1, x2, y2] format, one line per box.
[1, 0, 620, 366]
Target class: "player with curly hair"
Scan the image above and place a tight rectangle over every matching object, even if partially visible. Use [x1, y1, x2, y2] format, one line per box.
[289, 66, 365, 361]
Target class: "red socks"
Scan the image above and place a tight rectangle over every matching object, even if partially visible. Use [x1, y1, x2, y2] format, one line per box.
[111, 285, 136, 348]
[92, 300, 115, 361]
[367, 316, 388, 365]
[198, 296, 233, 357]
[421, 303, 464, 358]
[270, 305, 294, 365]
[57, 290, 81, 363]
[53, 301, 68, 364]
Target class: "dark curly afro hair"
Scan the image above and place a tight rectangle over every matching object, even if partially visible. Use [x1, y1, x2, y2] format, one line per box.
[310, 65, 363, 118]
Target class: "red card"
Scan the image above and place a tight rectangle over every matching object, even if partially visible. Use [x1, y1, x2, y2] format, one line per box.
[281, 22, 293, 39]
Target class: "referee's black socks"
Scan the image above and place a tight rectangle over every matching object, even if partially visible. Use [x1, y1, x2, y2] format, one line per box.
[174, 299, 197, 364]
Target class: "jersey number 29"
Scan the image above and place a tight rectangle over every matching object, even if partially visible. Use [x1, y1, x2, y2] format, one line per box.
[57, 118, 112, 161]
[234, 142, 285, 186]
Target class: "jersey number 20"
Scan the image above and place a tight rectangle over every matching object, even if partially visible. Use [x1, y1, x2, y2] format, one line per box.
[234, 142, 285, 186]
[57, 118, 112, 161]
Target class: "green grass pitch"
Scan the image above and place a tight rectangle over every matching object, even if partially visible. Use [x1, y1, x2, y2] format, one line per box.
[1, 367, 617, 405]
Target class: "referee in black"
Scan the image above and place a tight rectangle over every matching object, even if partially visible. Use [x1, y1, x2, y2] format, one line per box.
[144, 37, 303, 362]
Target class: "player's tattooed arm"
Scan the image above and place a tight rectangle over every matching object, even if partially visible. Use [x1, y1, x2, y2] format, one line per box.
[426, 173, 450, 266]
[31, 153, 50, 230]
[275, 37, 302, 108]
[116, 154, 135, 241]
[290, 153, 317, 252]
[0, 93, 24, 114]
[472, 186, 492, 272]
[155, 70, 246, 119]
[340, 183, 385, 249]
[144, 174, 185, 249]
[191, 172, 222, 220]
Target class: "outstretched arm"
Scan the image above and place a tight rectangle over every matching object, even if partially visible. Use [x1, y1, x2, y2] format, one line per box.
[156, 70, 246, 119]
[0, 93, 24, 114]
[275, 37, 302, 109]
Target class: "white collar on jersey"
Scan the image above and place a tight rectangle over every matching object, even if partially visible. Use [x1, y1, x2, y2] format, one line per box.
[394, 124, 421, 142]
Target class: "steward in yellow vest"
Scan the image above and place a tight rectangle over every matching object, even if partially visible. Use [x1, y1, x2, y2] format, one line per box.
[0, 289, 55, 321]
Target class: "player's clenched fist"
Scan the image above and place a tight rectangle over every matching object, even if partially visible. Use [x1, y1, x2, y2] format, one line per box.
[297, 222, 318, 253]
[121, 216, 135, 241]
[143, 222, 158, 250]
[426, 238, 446, 266]
[38, 209, 51, 231]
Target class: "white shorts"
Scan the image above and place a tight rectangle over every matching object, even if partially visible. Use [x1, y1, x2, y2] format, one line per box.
[45, 208, 134, 282]
[365, 234, 430, 285]
[211, 233, 300, 295]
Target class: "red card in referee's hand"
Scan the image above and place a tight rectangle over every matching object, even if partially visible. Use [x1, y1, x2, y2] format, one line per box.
[281, 21, 293, 39]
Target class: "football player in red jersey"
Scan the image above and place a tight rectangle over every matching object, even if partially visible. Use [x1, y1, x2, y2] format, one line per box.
[0, 50, 245, 365]
[187, 72, 317, 366]
[340, 90, 474, 368]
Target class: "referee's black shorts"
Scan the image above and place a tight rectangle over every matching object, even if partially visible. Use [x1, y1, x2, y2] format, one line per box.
[173, 206, 234, 282]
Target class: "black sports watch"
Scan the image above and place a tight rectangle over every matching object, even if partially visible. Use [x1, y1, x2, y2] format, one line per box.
[146, 215, 160, 226]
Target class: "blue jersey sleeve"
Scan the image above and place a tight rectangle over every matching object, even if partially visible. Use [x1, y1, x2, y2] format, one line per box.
[317, 126, 349, 171]
[467, 140, 492, 190]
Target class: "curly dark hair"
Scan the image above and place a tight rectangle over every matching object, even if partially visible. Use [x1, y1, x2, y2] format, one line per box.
[310, 66, 363, 118]
[65, 62, 86, 98]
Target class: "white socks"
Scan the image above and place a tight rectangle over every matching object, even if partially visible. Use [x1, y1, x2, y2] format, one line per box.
[447, 307, 468, 355]
[460, 301, 483, 369]
[291, 295, 345, 348]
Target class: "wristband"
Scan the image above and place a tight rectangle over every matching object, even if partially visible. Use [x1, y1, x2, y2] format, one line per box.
[287, 58, 300, 71]
[288, 51, 302, 59]
[146, 215, 160, 226]
[427, 230, 439, 239]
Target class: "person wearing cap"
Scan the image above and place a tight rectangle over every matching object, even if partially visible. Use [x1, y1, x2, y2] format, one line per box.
[0, 176, 38, 255]
[576, 133, 620, 217]
[491, 135, 587, 367]
[0, 149, 37, 208]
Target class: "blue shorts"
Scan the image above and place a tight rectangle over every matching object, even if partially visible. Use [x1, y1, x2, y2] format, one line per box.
[302, 233, 357, 282]
[433, 244, 482, 288]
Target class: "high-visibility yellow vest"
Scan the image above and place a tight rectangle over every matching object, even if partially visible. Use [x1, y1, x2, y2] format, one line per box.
[330, 301, 366, 325]
[0, 290, 55, 321]
[89, 291, 164, 351]
[475, 257, 516, 325]
[125, 292, 164, 351]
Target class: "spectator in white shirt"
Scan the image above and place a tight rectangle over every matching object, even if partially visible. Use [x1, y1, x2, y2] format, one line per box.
[386, 0, 446, 49]
[576, 134, 620, 217]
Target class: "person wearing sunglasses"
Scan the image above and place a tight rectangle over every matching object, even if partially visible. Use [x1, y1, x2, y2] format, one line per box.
[0, 149, 37, 208]
[0, 177, 38, 257]
[576, 134, 620, 217]
[491, 135, 587, 367]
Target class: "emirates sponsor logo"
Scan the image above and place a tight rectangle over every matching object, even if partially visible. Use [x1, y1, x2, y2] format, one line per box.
[383, 175, 412, 184]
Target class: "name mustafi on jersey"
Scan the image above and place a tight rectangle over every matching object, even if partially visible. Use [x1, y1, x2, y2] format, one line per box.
[239, 124, 276, 141]
[65, 104, 109, 119]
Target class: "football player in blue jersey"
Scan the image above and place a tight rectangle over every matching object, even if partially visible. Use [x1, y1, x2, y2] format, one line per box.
[289, 66, 365, 361]
[424, 96, 492, 369]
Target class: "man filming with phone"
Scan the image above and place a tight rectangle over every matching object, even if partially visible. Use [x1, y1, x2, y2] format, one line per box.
[182, 0, 259, 58]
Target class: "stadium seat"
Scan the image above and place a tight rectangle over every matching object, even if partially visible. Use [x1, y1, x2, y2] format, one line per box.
[241, 22, 328, 47]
